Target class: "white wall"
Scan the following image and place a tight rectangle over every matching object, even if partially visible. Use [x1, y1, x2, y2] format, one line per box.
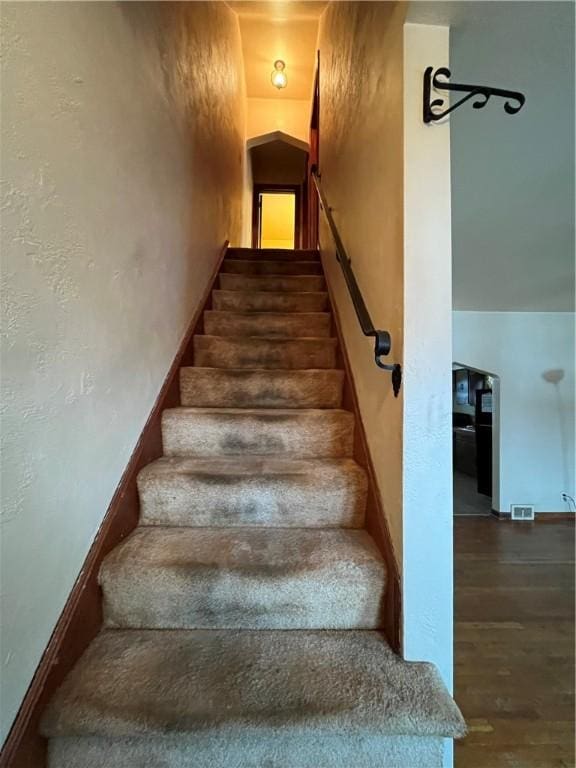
[445, 3, 575, 519]
[449, 1, 575, 312]
[453, 312, 575, 513]
[403, 21, 454, 767]
[0, 1, 245, 745]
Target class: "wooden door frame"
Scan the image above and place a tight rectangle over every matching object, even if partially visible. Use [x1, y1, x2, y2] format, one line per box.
[252, 184, 302, 249]
[307, 51, 320, 249]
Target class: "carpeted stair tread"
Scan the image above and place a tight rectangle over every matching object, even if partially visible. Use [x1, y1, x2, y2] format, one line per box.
[180, 367, 344, 409]
[221, 259, 323, 275]
[100, 527, 386, 630]
[226, 247, 320, 261]
[41, 244, 465, 766]
[193, 335, 337, 370]
[219, 274, 325, 293]
[212, 289, 329, 313]
[203, 310, 332, 338]
[162, 407, 354, 457]
[137, 456, 367, 528]
[41, 629, 466, 740]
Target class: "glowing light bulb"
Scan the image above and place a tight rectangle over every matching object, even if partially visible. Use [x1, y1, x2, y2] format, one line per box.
[271, 60, 287, 90]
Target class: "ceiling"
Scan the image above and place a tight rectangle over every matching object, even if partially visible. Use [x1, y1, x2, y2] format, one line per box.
[228, 1, 325, 100]
[227, 2, 327, 21]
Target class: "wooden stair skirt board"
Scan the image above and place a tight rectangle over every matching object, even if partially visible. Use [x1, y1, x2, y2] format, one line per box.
[1, 242, 466, 768]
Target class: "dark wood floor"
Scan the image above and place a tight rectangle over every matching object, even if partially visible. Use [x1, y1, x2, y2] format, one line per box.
[455, 517, 575, 768]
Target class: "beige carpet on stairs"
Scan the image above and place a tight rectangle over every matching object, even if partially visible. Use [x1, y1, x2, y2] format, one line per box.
[40, 246, 465, 767]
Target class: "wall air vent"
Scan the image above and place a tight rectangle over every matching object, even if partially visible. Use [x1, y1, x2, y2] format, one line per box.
[510, 505, 535, 521]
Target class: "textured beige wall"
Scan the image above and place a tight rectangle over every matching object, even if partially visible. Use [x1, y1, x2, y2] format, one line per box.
[0, 1, 245, 744]
[317, 1, 405, 560]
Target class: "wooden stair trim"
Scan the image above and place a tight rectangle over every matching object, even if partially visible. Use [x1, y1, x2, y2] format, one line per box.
[321, 257, 402, 654]
[0, 241, 229, 768]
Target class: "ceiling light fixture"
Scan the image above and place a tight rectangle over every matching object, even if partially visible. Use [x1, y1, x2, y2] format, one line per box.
[271, 60, 287, 90]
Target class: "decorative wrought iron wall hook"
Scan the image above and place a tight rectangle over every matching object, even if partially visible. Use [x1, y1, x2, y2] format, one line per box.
[423, 66, 526, 123]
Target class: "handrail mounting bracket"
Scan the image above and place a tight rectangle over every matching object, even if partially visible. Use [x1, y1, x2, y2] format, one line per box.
[423, 66, 525, 123]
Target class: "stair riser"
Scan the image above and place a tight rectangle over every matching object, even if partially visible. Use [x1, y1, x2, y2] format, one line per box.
[103, 586, 382, 630]
[101, 539, 384, 630]
[180, 369, 344, 409]
[162, 410, 354, 458]
[219, 274, 325, 293]
[222, 260, 323, 275]
[47, 735, 444, 768]
[137, 470, 367, 528]
[212, 290, 329, 313]
[226, 247, 319, 261]
[193, 336, 337, 370]
[203, 311, 332, 339]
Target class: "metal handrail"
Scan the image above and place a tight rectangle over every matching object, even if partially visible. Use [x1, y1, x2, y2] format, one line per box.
[311, 170, 402, 397]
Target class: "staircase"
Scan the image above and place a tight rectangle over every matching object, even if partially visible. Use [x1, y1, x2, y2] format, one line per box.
[40, 247, 465, 767]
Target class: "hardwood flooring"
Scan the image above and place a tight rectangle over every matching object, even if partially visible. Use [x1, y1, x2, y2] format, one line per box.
[454, 470, 492, 517]
[455, 517, 575, 768]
